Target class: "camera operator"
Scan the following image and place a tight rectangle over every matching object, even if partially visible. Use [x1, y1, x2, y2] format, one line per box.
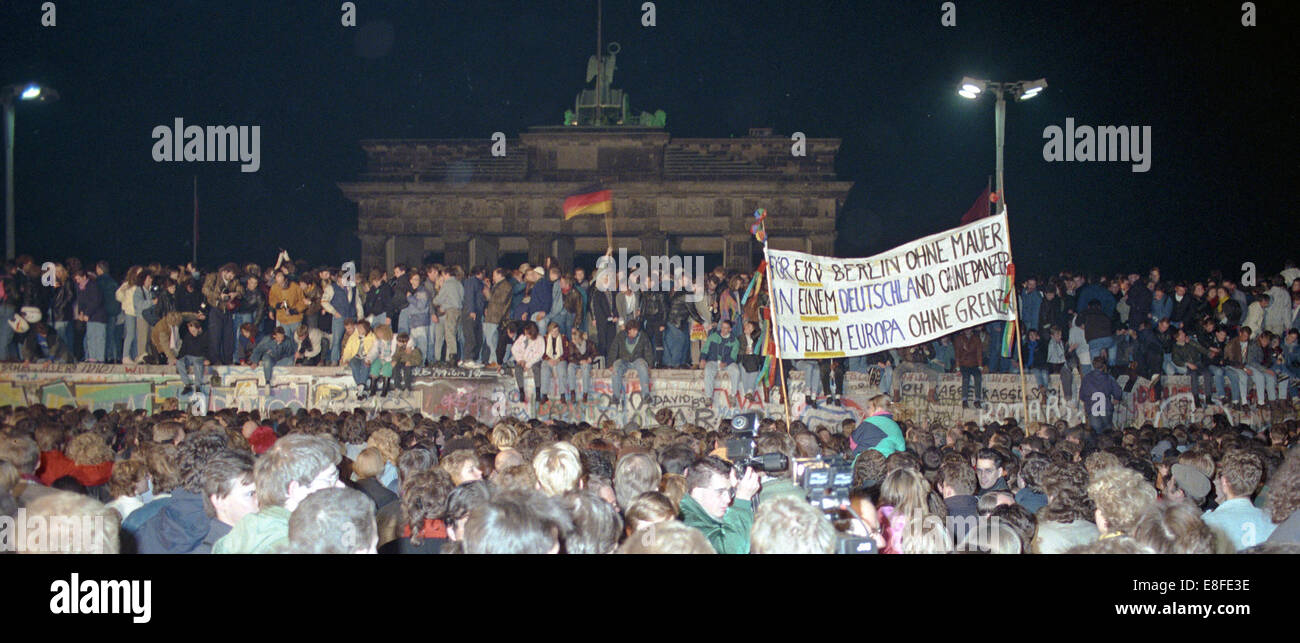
[680, 456, 759, 554]
[754, 432, 804, 506]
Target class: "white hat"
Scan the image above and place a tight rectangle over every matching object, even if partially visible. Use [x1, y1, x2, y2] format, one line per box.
[8, 314, 29, 334]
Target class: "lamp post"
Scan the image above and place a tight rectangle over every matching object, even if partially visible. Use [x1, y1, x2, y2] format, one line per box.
[958, 77, 1046, 214]
[3, 83, 59, 260]
[958, 76, 1046, 425]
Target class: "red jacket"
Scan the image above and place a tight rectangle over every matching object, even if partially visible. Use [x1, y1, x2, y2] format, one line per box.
[37, 450, 114, 487]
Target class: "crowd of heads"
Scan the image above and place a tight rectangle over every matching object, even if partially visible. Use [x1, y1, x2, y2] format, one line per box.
[0, 395, 1298, 554]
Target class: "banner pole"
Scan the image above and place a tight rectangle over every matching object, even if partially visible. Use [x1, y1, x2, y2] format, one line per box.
[762, 243, 793, 432]
[604, 209, 613, 253]
[999, 210, 1033, 425]
[1011, 281, 1032, 423]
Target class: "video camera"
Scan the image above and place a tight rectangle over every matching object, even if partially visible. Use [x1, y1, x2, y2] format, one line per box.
[725, 412, 788, 474]
[794, 455, 854, 512]
[796, 454, 875, 554]
[727, 414, 875, 554]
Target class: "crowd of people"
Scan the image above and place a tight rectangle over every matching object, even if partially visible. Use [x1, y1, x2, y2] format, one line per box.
[1, 254, 1299, 553]
[2, 392, 1298, 554]
[2, 255, 1298, 415]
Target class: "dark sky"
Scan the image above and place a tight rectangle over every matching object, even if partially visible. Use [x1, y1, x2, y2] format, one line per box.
[2, 0, 1296, 281]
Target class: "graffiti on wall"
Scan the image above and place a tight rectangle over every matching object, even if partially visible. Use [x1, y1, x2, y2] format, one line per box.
[0, 364, 1286, 428]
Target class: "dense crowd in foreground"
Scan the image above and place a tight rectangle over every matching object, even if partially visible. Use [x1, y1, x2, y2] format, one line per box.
[3, 255, 1298, 417]
[2, 394, 1298, 554]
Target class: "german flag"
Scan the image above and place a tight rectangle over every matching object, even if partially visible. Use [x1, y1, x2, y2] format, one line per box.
[563, 188, 613, 219]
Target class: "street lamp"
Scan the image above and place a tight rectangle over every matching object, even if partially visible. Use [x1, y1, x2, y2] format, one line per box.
[957, 77, 1046, 214]
[3, 83, 60, 260]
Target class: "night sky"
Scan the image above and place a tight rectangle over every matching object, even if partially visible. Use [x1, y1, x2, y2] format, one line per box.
[2, 1, 1295, 281]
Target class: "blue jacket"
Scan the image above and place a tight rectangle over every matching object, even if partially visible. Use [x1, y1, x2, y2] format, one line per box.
[76, 281, 107, 323]
[406, 288, 431, 329]
[1150, 295, 1173, 324]
[135, 488, 212, 554]
[462, 276, 486, 316]
[1079, 369, 1123, 415]
[123, 496, 170, 534]
[512, 280, 552, 320]
[508, 277, 526, 315]
[1020, 290, 1042, 330]
[250, 336, 297, 364]
[1076, 283, 1116, 319]
[97, 274, 121, 317]
[330, 284, 357, 320]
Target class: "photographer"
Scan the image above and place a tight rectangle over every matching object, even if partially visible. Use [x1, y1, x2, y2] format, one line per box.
[753, 432, 804, 506]
[679, 456, 759, 554]
[268, 271, 306, 339]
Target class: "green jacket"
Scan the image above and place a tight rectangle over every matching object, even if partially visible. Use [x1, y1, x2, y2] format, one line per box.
[679, 493, 753, 554]
[212, 505, 291, 554]
[1170, 340, 1210, 368]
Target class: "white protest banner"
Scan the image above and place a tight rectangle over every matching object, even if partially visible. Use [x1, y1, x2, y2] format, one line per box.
[767, 212, 1013, 358]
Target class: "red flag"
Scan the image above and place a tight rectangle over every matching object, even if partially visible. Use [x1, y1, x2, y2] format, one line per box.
[959, 186, 993, 225]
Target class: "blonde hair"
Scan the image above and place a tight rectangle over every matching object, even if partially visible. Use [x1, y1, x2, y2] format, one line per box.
[1088, 466, 1158, 534]
[624, 492, 677, 532]
[19, 491, 120, 554]
[533, 442, 583, 496]
[617, 520, 715, 554]
[1085, 451, 1121, 478]
[373, 323, 394, 342]
[880, 468, 932, 518]
[441, 449, 480, 486]
[108, 459, 148, 498]
[750, 496, 837, 554]
[352, 447, 387, 480]
[490, 422, 519, 450]
[65, 433, 113, 467]
[253, 434, 343, 508]
[366, 428, 400, 464]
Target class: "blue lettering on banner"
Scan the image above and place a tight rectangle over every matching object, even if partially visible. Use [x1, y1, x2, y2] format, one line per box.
[845, 319, 906, 351]
[779, 326, 800, 353]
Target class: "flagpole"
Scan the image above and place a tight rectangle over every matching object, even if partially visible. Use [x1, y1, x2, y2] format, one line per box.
[761, 243, 793, 432]
[604, 210, 613, 253]
[999, 206, 1033, 425]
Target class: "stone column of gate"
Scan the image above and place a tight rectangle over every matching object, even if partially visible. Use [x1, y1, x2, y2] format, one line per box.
[527, 233, 556, 268]
[724, 234, 754, 271]
[444, 232, 470, 268]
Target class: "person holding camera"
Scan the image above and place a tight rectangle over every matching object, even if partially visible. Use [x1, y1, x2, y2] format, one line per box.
[753, 433, 805, 506]
[202, 263, 244, 365]
[268, 271, 306, 340]
[679, 455, 760, 554]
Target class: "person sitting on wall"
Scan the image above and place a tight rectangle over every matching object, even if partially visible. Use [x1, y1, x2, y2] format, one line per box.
[701, 320, 742, 404]
[250, 326, 297, 389]
[607, 319, 654, 406]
